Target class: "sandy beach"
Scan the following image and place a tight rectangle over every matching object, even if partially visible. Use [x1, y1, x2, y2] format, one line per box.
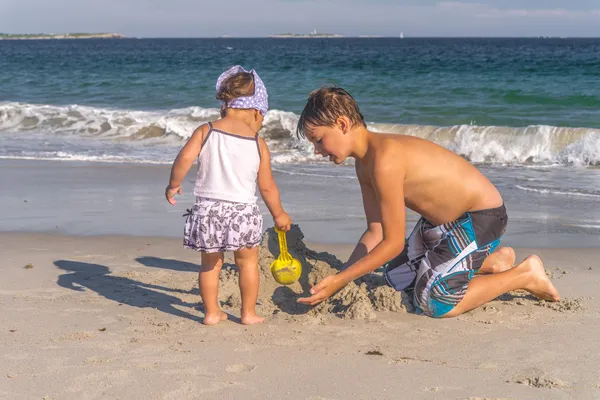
[2, 229, 599, 400]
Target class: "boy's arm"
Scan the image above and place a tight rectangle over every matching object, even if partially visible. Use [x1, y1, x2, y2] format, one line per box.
[344, 174, 383, 267]
[298, 155, 406, 305]
[257, 138, 291, 231]
[165, 124, 207, 205]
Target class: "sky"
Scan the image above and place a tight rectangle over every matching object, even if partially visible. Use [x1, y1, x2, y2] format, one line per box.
[1, 0, 599, 38]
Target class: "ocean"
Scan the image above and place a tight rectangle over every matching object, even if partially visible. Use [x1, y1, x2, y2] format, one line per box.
[1, 38, 599, 247]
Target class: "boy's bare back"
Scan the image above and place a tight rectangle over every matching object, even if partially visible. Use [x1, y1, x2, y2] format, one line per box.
[357, 132, 503, 226]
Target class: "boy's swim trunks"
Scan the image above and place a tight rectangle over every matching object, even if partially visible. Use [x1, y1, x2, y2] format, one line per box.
[383, 205, 508, 317]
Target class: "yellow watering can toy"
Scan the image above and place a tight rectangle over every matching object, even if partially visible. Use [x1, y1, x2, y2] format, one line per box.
[270, 227, 302, 285]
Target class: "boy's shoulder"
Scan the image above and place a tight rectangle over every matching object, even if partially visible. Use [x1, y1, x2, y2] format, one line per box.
[369, 132, 407, 165]
[372, 131, 461, 163]
[356, 133, 406, 183]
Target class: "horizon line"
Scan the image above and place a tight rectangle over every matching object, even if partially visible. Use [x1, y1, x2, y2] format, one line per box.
[97, 35, 600, 39]
[2, 32, 600, 39]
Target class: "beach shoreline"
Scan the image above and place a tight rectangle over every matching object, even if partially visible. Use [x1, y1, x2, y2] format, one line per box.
[2, 158, 600, 247]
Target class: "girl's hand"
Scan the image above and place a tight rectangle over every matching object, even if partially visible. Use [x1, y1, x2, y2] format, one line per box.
[165, 185, 182, 205]
[274, 212, 292, 232]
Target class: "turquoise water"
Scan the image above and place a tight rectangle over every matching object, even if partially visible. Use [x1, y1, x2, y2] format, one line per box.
[2, 38, 600, 126]
[1, 38, 599, 166]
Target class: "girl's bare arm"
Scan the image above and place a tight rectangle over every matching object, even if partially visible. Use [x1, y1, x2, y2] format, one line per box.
[165, 124, 207, 204]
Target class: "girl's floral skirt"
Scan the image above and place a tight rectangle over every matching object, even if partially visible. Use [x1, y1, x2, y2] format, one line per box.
[183, 197, 263, 253]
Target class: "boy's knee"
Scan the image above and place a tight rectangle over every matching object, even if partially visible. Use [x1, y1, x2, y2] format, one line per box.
[437, 308, 460, 318]
[428, 298, 459, 318]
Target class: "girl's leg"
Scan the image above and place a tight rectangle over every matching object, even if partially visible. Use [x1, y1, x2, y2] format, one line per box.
[234, 247, 264, 325]
[442, 255, 560, 318]
[199, 251, 227, 325]
[478, 247, 516, 274]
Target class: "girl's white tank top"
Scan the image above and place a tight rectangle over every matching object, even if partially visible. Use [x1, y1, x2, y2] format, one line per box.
[194, 122, 261, 204]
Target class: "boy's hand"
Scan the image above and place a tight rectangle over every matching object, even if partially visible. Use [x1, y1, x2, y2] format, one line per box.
[297, 274, 346, 306]
[165, 185, 182, 205]
[274, 212, 292, 232]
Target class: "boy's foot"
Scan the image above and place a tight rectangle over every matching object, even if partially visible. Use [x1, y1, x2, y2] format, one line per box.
[523, 255, 560, 302]
[203, 311, 228, 325]
[241, 313, 265, 325]
[479, 247, 515, 274]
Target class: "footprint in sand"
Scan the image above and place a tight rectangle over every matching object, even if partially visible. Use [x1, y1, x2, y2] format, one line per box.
[226, 363, 256, 373]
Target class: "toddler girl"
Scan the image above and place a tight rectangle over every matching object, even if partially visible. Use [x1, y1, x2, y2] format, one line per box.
[166, 66, 292, 325]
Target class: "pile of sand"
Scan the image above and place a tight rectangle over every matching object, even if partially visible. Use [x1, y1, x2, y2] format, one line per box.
[216, 226, 412, 320]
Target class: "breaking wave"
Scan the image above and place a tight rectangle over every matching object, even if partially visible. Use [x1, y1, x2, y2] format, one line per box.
[1, 102, 599, 166]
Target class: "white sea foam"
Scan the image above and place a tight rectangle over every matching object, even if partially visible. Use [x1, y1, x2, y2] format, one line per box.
[515, 185, 600, 198]
[1, 101, 600, 166]
[271, 167, 356, 180]
[0, 153, 169, 164]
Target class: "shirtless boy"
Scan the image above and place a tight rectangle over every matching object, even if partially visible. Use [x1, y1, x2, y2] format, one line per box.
[296, 86, 559, 318]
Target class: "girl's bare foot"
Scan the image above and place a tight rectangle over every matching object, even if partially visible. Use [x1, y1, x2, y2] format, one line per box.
[203, 311, 228, 325]
[241, 313, 265, 325]
[523, 255, 560, 302]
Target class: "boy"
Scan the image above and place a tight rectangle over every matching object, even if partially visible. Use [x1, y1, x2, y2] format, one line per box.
[296, 86, 559, 318]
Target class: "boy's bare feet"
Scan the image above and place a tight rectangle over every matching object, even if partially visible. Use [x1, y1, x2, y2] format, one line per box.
[203, 311, 228, 326]
[241, 313, 265, 325]
[479, 247, 515, 274]
[522, 255, 560, 302]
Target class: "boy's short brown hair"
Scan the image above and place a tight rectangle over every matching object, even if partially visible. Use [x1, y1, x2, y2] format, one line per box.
[296, 86, 366, 139]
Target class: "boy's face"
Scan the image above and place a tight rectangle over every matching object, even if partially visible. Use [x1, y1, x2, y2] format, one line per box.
[305, 123, 351, 164]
